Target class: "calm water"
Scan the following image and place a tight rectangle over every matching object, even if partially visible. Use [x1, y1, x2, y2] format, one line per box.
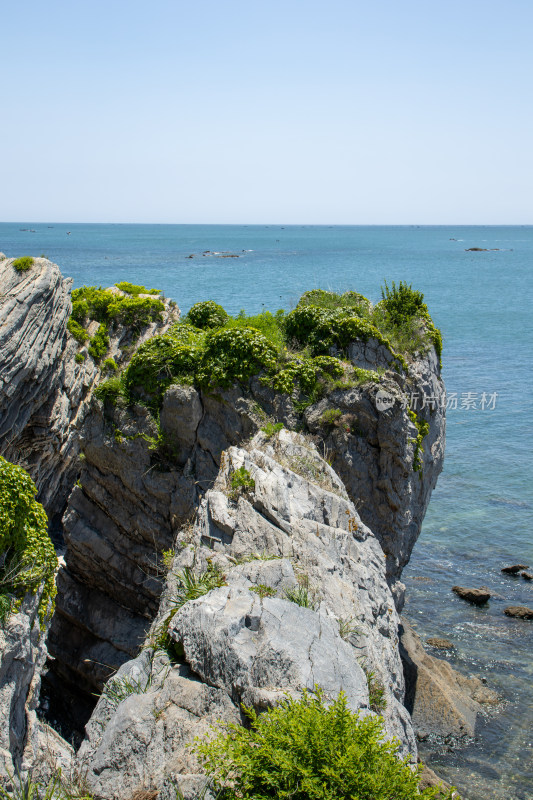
[1, 223, 532, 799]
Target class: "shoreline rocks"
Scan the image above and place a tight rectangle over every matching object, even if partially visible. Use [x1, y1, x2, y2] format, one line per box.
[452, 586, 491, 605]
[504, 605, 533, 620]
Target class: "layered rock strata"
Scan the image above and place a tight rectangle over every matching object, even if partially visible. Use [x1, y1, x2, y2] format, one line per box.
[77, 430, 416, 799]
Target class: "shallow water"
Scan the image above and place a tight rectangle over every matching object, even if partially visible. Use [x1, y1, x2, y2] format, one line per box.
[1, 223, 532, 798]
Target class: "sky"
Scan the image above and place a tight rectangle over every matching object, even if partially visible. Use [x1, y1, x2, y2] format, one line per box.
[1, 0, 531, 224]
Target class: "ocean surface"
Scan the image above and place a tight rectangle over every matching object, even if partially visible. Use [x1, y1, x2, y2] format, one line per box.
[1, 223, 532, 799]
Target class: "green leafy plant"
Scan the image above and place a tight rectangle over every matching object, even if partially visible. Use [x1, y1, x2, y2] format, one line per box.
[94, 376, 124, 405]
[320, 408, 343, 428]
[102, 357, 118, 373]
[261, 421, 284, 438]
[115, 281, 161, 296]
[250, 584, 276, 599]
[187, 300, 229, 329]
[284, 584, 317, 610]
[102, 671, 152, 711]
[229, 466, 255, 499]
[0, 457, 58, 627]
[365, 668, 387, 714]
[67, 318, 89, 344]
[380, 281, 426, 326]
[0, 769, 94, 799]
[88, 323, 110, 362]
[153, 563, 227, 659]
[408, 410, 430, 472]
[338, 616, 361, 640]
[12, 256, 34, 272]
[197, 327, 277, 388]
[75, 352, 85, 364]
[194, 688, 454, 800]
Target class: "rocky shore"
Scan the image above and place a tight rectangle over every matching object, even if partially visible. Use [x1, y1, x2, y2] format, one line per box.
[0, 255, 496, 798]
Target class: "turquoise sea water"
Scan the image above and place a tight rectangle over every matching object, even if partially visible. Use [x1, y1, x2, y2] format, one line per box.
[1, 223, 532, 799]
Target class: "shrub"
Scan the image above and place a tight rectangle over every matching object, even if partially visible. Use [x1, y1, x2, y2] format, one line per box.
[380, 281, 426, 326]
[88, 323, 110, 362]
[67, 318, 89, 344]
[187, 300, 229, 329]
[75, 353, 85, 364]
[94, 376, 123, 405]
[195, 688, 453, 800]
[108, 296, 165, 328]
[261, 422, 284, 438]
[408, 410, 430, 472]
[123, 332, 200, 403]
[12, 256, 34, 272]
[297, 288, 371, 315]
[0, 457, 57, 627]
[70, 285, 164, 332]
[115, 281, 161, 296]
[102, 357, 118, 372]
[320, 408, 343, 427]
[230, 466, 255, 499]
[197, 327, 277, 388]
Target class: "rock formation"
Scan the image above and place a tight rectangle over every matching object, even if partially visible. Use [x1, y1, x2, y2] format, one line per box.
[0, 257, 453, 795]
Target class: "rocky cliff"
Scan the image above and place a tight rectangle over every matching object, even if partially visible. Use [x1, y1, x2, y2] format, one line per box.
[0, 258, 449, 796]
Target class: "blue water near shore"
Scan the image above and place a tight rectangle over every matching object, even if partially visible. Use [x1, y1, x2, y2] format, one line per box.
[1, 223, 532, 799]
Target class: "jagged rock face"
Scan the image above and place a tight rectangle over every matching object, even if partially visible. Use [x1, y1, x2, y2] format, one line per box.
[77, 431, 417, 800]
[0, 257, 179, 518]
[305, 345, 445, 600]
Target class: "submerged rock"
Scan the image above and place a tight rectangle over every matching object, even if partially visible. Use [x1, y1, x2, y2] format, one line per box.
[426, 637, 455, 650]
[501, 564, 529, 575]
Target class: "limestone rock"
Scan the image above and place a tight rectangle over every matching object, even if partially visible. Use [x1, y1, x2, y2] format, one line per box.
[400, 619, 498, 740]
[452, 586, 491, 605]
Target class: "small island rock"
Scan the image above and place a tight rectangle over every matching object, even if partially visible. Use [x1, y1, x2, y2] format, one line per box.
[501, 564, 529, 575]
[521, 572, 532, 581]
[427, 637, 455, 650]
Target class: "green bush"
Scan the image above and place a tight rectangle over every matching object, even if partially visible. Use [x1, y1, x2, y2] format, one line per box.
[12, 256, 34, 272]
[70, 285, 164, 332]
[297, 288, 371, 315]
[187, 300, 229, 329]
[195, 688, 453, 800]
[0, 457, 57, 627]
[115, 281, 161, 296]
[94, 376, 123, 404]
[108, 295, 165, 328]
[261, 422, 284, 438]
[408, 410, 430, 472]
[320, 408, 343, 427]
[123, 332, 201, 403]
[197, 327, 277, 388]
[67, 318, 89, 344]
[380, 281, 426, 326]
[88, 323, 110, 362]
[75, 352, 85, 364]
[102, 357, 117, 372]
[230, 466, 255, 499]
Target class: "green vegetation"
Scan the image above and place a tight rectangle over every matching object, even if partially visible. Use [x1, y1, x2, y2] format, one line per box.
[67, 285, 165, 363]
[284, 584, 317, 610]
[194, 688, 454, 800]
[364, 668, 387, 714]
[229, 466, 255, 499]
[12, 256, 34, 272]
[408, 409, 430, 472]
[250, 584, 276, 599]
[153, 563, 227, 659]
[320, 408, 343, 428]
[74, 352, 85, 364]
[80, 283, 440, 419]
[0, 770, 94, 800]
[102, 357, 118, 373]
[94, 376, 124, 404]
[114, 281, 161, 296]
[261, 421, 284, 438]
[0, 456, 57, 627]
[186, 299, 229, 329]
[103, 671, 152, 711]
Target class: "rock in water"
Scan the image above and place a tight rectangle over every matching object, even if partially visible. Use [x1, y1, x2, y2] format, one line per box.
[452, 586, 491, 605]
[501, 564, 529, 575]
[426, 637, 455, 650]
[504, 606, 533, 620]
[400, 619, 498, 740]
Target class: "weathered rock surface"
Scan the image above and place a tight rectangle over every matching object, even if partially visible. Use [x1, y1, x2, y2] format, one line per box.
[400, 619, 498, 740]
[452, 586, 491, 605]
[503, 605, 533, 619]
[77, 431, 417, 798]
[0, 257, 178, 518]
[305, 345, 445, 601]
[426, 637, 455, 650]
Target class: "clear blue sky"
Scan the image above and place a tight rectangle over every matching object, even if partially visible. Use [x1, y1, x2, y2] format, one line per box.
[1, 0, 531, 223]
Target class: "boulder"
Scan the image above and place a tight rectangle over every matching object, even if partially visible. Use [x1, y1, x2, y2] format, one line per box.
[400, 619, 498, 740]
[452, 586, 491, 605]
[426, 637, 455, 650]
[504, 606, 533, 620]
[521, 571, 532, 581]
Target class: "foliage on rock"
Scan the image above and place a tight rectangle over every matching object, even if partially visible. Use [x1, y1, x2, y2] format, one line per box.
[195, 688, 455, 800]
[0, 456, 57, 627]
[187, 299, 229, 329]
[12, 256, 34, 272]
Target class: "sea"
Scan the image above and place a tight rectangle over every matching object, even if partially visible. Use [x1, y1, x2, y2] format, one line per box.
[1, 223, 532, 800]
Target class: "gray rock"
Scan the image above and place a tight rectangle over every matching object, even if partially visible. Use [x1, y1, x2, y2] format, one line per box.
[426, 637, 455, 650]
[160, 384, 203, 464]
[452, 586, 491, 605]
